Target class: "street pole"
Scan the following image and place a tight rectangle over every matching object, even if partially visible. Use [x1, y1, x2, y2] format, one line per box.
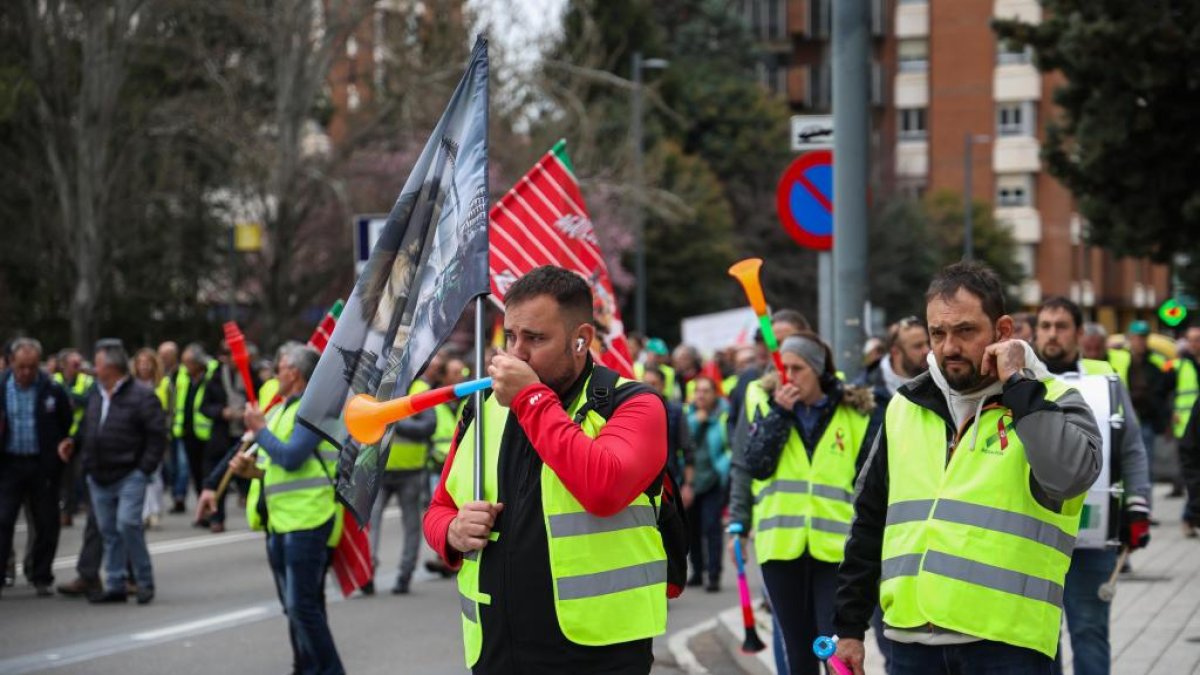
[819, 252, 833, 338]
[963, 132, 974, 261]
[832, 0, 870, 378]
[631, 52, 647, 337]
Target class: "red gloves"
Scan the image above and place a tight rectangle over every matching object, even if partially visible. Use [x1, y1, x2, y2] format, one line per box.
[1121, 496, 1151, 550]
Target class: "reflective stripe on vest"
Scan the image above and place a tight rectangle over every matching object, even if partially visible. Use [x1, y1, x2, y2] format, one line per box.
[880, 377, 1082, 659]
[430, 401, 459, 465]
[261, 399, 342, 545]
[1174, 359, 1198, 439]
[387, 380, 432, 470]
[749, 397, 869, 563]
[444, 371, 667, 668]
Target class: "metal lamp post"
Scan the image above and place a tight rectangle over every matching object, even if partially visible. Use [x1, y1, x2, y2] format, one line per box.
[631, 52, 669, 336]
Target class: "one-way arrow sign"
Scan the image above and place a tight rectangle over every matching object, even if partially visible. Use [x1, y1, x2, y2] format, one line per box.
[790, 115, 834, 152]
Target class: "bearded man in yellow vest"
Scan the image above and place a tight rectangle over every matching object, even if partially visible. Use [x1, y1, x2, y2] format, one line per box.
[1035, 297, 1152, 675]
[834, 262, 1102, 674]
[423, 265, 669, 674]
[223, 344, 345, 674]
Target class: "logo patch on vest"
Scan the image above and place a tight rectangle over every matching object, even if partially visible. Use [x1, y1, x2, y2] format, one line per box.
[833, 428, 846, 453]
[981, 412, 1015, 456]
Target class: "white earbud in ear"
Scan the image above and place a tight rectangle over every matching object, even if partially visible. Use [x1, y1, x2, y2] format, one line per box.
[576, 338, 585, 352]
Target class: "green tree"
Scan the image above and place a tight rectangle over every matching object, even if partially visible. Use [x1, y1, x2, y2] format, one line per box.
[869, 192, 1025, 321]
[993, 3, 1200, 293]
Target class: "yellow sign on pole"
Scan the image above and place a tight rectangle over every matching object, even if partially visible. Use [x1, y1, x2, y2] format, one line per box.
[234, 222, 263, 252]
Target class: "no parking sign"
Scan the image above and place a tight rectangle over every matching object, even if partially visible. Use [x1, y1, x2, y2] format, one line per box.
[775, 150, 833, 251]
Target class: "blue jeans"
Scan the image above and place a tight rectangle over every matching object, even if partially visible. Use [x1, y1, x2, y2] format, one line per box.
[1141, 425, 1156, 485]
[88, 471, 154, 591]
[891, 640, 1055, 674]
[165, 439, 189, 500]
[1056, 548, 1116, 675]
[266, 518, 344, 675]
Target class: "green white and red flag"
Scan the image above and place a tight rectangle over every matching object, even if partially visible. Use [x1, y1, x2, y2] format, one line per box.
[488, 140, 635, 378]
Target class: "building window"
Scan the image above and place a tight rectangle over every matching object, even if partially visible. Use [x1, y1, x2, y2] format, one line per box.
[898, 181, 927, 200]
[766, 0, 784, 41]
[756, 58, 788, 97]
[898, 107, 927, 140]
[997, 101, 1036, 136]
[743, 0, 787, 41]
[898, 39, 928, 73]
[996, 173, 1034, 207]
[997, 39, 1033, 65]
[1015, 244, 1037, 277]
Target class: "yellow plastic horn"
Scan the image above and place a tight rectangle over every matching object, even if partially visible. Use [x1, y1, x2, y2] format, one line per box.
[728, 258, 768, 316]
[344, 394, 415, 445]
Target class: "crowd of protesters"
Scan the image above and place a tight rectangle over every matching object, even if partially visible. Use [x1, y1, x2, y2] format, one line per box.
[4, 283, 1200, 675]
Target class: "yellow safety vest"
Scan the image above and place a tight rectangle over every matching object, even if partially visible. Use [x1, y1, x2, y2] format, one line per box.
[749, 398, 870, 563]
[722, 374, 738, 397]
[54, 372, 93, 436]
[1172, 358, 1197, 439]
[153, 377, 170, 411]
[430, 400, 460, 466]
[258, 378, 280, 408]
[386, 379, 432, 471]
[879, 377, 1082, 659]
[444, 373, 667, 668]
[255, 398, 343, 547]
[172, 360, 218, 441]
[634, 362, 677, 401]
[1080, 359, 1115, 377]
[1105, 350, 1131, 386]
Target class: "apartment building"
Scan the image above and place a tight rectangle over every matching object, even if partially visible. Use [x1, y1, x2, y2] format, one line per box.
[743, 0, 1171, 330]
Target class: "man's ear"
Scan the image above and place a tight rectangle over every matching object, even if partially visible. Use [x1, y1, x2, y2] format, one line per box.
[575, 323, 597, 353]
[995, 315, 1014, 341]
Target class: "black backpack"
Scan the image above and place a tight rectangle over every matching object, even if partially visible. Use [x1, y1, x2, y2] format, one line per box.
[455, 365, 690, 599]
[568, 366, 690, 599]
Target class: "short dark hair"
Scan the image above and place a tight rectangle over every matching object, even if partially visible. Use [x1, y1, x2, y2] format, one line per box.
[504, 266, 594, 327]
[925, 261, 1006, 324]
[771, 309, 811, 332]
[1038, 296, 1083, 331]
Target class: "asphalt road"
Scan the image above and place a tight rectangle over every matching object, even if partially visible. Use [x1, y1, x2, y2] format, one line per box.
[0, 498, 751, 674]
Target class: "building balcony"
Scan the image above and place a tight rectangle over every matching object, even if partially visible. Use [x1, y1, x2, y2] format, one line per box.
[895, 140, 929, 178]
[993, 64, 1041, 102]
[894, 71, 928, 108]
[895, 1, 928, 38]
[993, 136, 1041, 173]
[994, 206, 1041, 244]
[1020, 279, 1042, 307]
[993, 0, 1041, 23]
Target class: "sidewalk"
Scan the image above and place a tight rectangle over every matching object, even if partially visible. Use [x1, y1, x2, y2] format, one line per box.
[677, 484, 1200, 674]
[1105, 484, 1200, 674]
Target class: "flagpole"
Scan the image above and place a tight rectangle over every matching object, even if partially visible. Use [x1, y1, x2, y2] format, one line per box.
[473, 296, 486, 501]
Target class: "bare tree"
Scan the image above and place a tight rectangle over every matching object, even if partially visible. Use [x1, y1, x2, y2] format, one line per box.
[21, 0, 150, 348]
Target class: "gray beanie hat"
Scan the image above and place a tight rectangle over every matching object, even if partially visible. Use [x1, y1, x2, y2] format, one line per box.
[780, 334, 827, 376]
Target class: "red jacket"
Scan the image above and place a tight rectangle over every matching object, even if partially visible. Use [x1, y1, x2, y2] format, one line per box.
[423, 380, 666, 567]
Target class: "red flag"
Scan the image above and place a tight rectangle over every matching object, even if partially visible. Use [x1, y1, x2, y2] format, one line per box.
[489, 140, 635, 378]
[302, 298, 373, 596]
[332, 508, 373, 597]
